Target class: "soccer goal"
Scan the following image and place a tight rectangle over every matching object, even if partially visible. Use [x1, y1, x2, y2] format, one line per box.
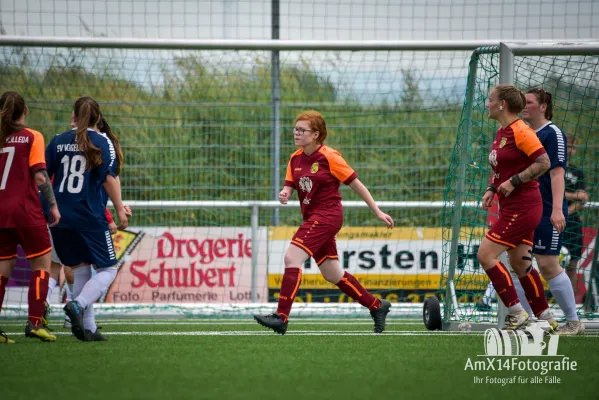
[427, 41, 599, 332]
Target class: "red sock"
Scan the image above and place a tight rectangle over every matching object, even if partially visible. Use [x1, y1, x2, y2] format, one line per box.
[336, 272, 381, 310]
[519, 269, 549, 317]
[276, 268, 302, 323]
[28, 270, 49, 327]
[0, 274, 8, 316]
[486, 262, 520, 308]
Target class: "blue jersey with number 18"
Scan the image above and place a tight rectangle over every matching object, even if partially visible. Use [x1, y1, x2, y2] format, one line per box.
[46, 128, 117, 231]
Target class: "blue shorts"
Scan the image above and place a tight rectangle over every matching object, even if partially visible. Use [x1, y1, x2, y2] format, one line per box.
[533, 216, 563, 256]
[50, 227, 117, 268]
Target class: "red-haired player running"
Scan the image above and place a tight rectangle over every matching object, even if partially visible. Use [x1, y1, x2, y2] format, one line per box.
[478, 85, 555, 330]
[0, 91, 61, 343]
[254, 110, 394, 335]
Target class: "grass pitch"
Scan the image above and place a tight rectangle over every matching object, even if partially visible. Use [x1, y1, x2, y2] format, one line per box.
[0, 318, 596, 400]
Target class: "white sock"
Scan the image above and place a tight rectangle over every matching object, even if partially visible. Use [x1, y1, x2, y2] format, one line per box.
[538, 308, 553, 320]
[482, 282, 496, 306]
[72, 265, 92, 301]
[66, 283, 73, 302]
[75, 267, 118, 309]
[549, 271, 579, 321]
[83, 304, 97, 333]
[512, 274, 534, 317]
[508, 303, 524, 313]
[46, 277, 57, 305]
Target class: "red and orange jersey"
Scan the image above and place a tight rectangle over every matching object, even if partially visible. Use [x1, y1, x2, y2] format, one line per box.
[488, 119, 546, 208]
[0, 128, 48, 228]
[284, 144, 357, 222]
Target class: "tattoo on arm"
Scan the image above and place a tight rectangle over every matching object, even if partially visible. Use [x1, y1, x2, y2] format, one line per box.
[517, 154, 550, 183]
[36, 170, 57, 207]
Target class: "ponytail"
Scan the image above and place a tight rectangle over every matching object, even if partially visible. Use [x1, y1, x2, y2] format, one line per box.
[73, 97, 102, 169]
[0, 91, 26, 146]
[519, 91, 526, 113]
[98, 116, 124, 176]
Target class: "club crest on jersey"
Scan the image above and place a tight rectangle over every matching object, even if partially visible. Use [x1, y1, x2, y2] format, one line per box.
[489, 149, 498, 167]
[299, 176, 313, 193]
[310, 163, 319, 174]
[499, 137, 507, 148]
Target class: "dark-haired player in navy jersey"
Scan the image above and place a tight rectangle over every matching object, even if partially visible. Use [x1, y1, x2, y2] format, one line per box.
[43, 113, 130, 333]
[46, 96, 128, 341]
[523, 89, 583, 335]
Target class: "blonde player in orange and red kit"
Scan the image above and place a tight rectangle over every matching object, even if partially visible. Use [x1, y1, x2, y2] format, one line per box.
[254, 110, 394, 335]
[0, 91, 61, 343]
[478, 84, 555, 330]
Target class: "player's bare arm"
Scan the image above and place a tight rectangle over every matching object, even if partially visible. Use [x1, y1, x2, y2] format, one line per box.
[481, 179, 496, 210]
[497, 153, 550, 197]
[114, 177, 133, 216]
[279, 186, 293, 204]
[549, 166, 566, 233]
[103, 174, 128, 229]
[516, 153, 551, 183]
[566, 184, 588, 215]
[565, 189, 589, 203]
[349, 178, 394, 229]
[34, 169, 61, 227]
[481, 189, 494, 210]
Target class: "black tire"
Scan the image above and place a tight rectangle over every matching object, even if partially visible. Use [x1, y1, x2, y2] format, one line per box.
[423, 296, 442, 331]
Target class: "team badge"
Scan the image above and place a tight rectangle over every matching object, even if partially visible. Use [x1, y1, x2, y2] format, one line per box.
[299, 176, 313, 193]
[311, 163, 319, 174]
[489, 149, 498, 167]
[499, 137, 507, 148]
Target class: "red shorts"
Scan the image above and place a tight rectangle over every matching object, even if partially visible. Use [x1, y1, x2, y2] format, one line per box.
[291, 217, 341, 265]
[486, 203, 542, 248]
[0, 225, 52, 260]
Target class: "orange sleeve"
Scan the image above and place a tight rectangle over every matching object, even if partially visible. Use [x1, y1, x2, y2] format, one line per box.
[285, 160, 293, 183]
[323, 147, 357, 185]
[284, 160, 295, 188]
[513, 123, 545, 159]
[284, 152, 299, 188]
[27, 129, 46, 172]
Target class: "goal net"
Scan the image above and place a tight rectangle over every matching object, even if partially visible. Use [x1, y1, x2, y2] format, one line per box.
[441, 45, 599, 328]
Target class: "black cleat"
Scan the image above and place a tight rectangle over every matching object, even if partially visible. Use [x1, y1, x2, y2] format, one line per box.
[254, 313, 288, 335]
[63, 301, 85, 341]
[370, 299, 391, 333]
[83, 328, 107, 342]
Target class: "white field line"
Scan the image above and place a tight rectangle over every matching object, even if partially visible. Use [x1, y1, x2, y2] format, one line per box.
[0, 320, 425, 326]
[43, 330, 480, 336]
[0, 321, 425, 326]
[42, 318, 423, 323]
[33, 330, 599, 337]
